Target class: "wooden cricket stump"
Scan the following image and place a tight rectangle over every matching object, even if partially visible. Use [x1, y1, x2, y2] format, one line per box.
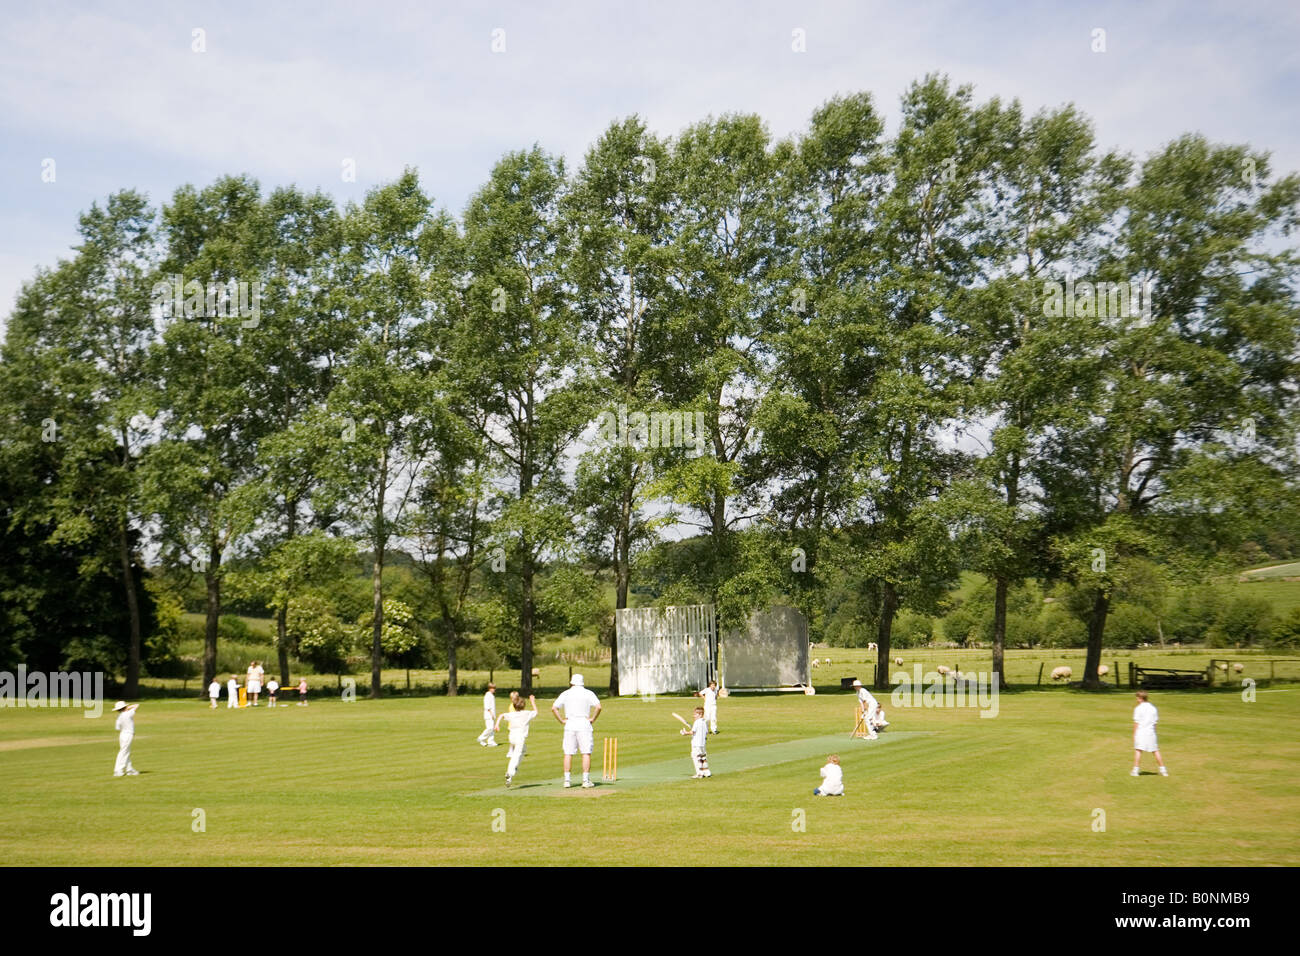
[602, 737, 618, 781]
[851, 705, 872, 738]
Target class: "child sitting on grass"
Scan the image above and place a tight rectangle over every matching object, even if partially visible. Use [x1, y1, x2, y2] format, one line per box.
[814, 754, 843, 796]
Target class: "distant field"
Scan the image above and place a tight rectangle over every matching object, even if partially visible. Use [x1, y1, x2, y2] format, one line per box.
[1241, 561, 1300, 580]
[2, 685, 1296, 866]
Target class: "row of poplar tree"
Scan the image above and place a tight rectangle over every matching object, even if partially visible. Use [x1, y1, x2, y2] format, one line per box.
[3, 75, 1298, 696]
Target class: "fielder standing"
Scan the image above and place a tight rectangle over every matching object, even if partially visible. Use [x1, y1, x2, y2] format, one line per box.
[477, 682, 498, 747]
[112, 701, 139, 776]
[1131, 690, 1169, 776]
[551, 674, 602, 788]
[698, 679, 720, 734]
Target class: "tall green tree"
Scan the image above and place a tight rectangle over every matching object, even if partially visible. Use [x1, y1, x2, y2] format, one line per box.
[1041, 134, 1300, 687]
[654, 114, 777, 621]
[959, 104, 1129, 687]
[565, 116, 676, 692]
[328, 170, 459, 698]
[141, 175, 271, 689]
[457, 147, 594, 693]
[855, 76, 1003, 688]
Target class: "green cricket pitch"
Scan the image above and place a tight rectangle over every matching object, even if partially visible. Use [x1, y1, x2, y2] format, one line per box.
[1, 688, 1298, 865]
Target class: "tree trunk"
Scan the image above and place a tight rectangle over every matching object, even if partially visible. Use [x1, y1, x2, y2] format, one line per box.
[447, 629, 458, 697]
[874, 581, 899, 691]
[520, 543, 535, 694]
[991, 575, 1009, 689]
[118, 520, 142, 698]
[1083, 590, 1109, 689]
[277, 504, 297, 685]
[371, 547, 384, 699]
[611, 514, 631, 696]
[371, 448, 388, 700]
[202, 544, 221, 689]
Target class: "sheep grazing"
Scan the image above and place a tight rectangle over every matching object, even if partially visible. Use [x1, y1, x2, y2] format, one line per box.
[1233, 663, 1245, 673]
[936, 665, 951, 676]
[811, 658, 820, 668]
[1051, 666, 1072, 681]
[893, 657, 904, 666]
[531, 667, 541, 678]
[1097, 664, 1110, 677]
[867, 642, 878, 652]
[1216, 662, 1229, 672]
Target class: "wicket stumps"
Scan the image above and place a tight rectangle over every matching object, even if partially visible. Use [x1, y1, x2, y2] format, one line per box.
[602, 737, 618, 781]
[851, 705, 872, 738]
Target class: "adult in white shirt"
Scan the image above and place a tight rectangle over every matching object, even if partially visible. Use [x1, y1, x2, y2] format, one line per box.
[698, 679, 719, 734]
[1131, 690, 1168, 776]
[112, 701, 139, 776]
[496, 694, 538, 786]
[852, 680, 879, 740]
[551, 674, 602, 788]
[246, 661, 265, 706]
[477, 683, 498, 747]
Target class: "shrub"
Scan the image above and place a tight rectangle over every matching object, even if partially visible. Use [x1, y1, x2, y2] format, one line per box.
[1208, 595, 1275, 647]
[1270, 607, 1300, 647]
[1104, 603, 1159, 648]
[218, 614, 253, 642]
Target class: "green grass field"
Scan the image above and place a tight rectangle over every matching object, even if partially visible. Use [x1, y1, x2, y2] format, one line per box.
[3, 678, 1297, 866]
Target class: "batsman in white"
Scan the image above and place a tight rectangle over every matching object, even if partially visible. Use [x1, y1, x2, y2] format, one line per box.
[551, 674, 602, 788]
[496, 694, 538, 786]
[680, 705, 711, 778]
[477, 682, 499, 747]
[112, 701, 139, 776]
[852, 680, 881, 739]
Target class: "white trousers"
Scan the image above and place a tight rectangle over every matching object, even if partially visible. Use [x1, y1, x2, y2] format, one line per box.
[114, 732, 135, 775]
[507, 739, 527, 777]
[705, 707, 717, 733]
[477, 716, 496, 744]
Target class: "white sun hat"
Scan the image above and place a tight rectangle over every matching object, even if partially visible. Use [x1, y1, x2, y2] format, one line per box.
[113, 701, 128, 711]
[851, 680, 862, 687]
[570, 674, 584, 686]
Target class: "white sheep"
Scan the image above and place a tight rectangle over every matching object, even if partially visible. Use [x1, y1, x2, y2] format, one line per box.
[867, 642, 878, 652]
[811, 658, 820, 668]
[1233, 663, 1244, 673]
[825, 658, 831, 665]
[893, 657, 904, 666]
[936, 665, 951, 676]
[1097, 664, 1109, 677]
[1216, 662, 1229, 672]
[1051, 666, 1072, 681]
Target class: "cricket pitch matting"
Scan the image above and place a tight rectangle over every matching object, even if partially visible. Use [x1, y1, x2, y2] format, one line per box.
[471, 730, 935, 796]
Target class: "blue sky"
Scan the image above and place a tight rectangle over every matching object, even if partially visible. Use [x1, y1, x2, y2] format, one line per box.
[2, 0, 1298, 326]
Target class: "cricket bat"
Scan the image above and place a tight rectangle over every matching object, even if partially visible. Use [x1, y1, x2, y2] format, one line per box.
[671, 712, 693, 731]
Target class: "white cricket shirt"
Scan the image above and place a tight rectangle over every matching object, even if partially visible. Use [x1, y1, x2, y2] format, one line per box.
[553, 686, 600, 722]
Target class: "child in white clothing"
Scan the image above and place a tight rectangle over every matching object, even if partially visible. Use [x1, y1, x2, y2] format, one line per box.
[496, 694, 538, 786]
[814, 754, 843, 796]
[680, 705, 711, 778]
